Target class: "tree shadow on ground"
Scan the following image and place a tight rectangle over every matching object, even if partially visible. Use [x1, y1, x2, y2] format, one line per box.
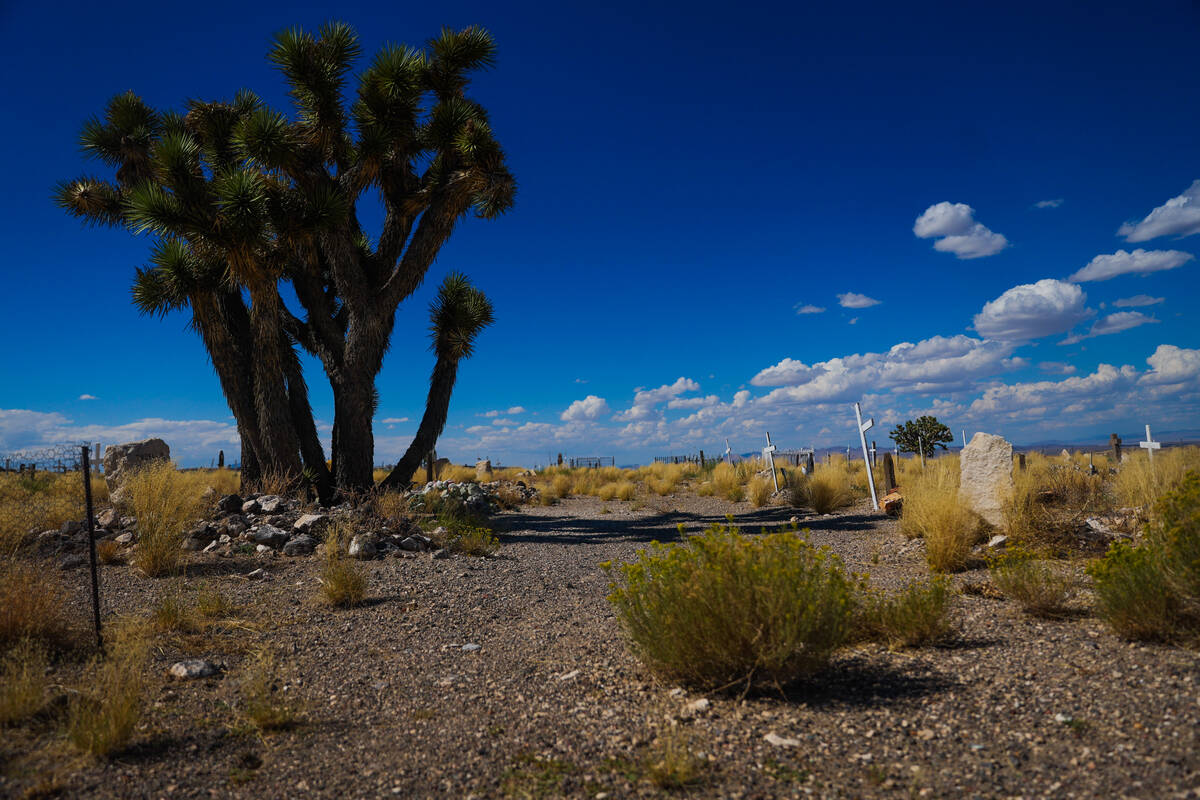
[494, 508, 881, 546]
[779, 655, 958, 710]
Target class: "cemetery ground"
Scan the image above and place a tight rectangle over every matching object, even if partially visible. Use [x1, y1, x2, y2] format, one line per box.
[1, 455, 1199, 798]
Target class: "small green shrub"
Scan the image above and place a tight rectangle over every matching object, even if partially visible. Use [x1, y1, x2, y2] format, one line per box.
[1087, 542, 1177, 641]
[855, 577, 953, 648]
[605, 524, 855, 692]
[989, 549, 1073, 617]
[1146, 471, 1200, 615]
[435, 524, 500, 556]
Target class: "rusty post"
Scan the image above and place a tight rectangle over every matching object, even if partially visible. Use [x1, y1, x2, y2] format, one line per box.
[81, 446, 103, 653]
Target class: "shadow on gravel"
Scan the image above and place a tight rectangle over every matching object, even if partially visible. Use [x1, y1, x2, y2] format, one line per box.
[183, 560, 271, 579]
[495, 508, 881, 546]
[784, 657, 957, 710]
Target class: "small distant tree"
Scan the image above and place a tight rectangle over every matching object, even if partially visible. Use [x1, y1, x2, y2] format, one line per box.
[890, 416, 953, 457]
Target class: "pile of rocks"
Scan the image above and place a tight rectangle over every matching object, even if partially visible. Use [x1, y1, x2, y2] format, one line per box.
[408, 480, 537, 514]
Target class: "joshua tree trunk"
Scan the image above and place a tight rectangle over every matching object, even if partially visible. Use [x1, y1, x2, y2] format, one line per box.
[246, 281, 303, 477]
[380, 357, 458, 489]
[330, 367, 377, 491]
[282, 339, 335, 504]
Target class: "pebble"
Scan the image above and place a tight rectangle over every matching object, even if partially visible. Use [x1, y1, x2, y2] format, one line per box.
[765, 732, 801, 747]
[462, 643, 481, 652]
[168, 660, 219, 680]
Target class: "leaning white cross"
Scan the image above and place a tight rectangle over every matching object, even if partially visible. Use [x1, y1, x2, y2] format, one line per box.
[1140, 424, 1161, 464]
[854, 402, 880, 511]
[724, 438, 733, 463]
[762, 433, 779, 492]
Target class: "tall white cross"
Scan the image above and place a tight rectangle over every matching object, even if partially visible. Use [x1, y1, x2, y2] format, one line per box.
[763, 432, 779, 492]
[854, 402, 880, 511]
[1139, 424, 1161, 464]
[724, 438, 733, 463]
[962, 429, 967, 449]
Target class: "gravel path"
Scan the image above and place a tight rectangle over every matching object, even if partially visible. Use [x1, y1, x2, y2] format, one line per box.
[5, 495, 1199, 799]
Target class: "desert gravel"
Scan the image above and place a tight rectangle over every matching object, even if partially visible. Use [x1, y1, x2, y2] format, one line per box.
[3, 494, 1198, 799]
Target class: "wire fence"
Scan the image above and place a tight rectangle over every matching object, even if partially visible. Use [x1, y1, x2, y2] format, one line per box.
[0, 443, 97, 554]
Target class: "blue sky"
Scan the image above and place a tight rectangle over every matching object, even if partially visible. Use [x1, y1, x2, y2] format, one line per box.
[2, 0, 1199, 466]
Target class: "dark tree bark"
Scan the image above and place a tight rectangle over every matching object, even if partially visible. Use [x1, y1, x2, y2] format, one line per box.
[380, 357, 458, 489]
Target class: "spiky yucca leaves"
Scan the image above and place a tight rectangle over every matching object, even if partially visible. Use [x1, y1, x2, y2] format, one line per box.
[59, 22, 514, 493]
[381, 275, 493, 488]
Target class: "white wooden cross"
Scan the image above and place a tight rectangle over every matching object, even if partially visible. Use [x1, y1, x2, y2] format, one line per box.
[854, 402, 880, 511]
[724, 438, 733, 463]
[1139, 424, 1161, 464]
[762, 432, 779, 492]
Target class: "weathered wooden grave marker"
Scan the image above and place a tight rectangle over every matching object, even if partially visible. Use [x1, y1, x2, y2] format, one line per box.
[1110, 433, 1122, 463]
[854, 402, 880, 511]
[762, 433, 779, 492]
[882, 453, 896, 492]
[1139, 424, 1161, 465]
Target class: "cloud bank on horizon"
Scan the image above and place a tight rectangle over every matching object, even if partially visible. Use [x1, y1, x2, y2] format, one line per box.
[5, 186, 1199, 467]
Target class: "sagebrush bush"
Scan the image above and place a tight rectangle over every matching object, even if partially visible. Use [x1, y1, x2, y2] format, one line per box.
[1088, 471, 1200, 640]
[989, 549, 1073, 617]
[854, 577, 954, 648]
[122, 461, 204, 577]
[605, 525, 855, 692]
[0, 561, 74, 651]
[1088, 542, 1178, 640]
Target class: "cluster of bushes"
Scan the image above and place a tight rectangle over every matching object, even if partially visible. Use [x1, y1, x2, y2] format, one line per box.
[605, 524, 954, 692]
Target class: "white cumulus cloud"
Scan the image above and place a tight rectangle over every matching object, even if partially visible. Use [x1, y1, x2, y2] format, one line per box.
[560, 395, 611, 422]
[617, 377, 700, 421]
[973, 279, 1093, 341]
[1119, 180, 1200, 242]
[913, 201, 1009, 259]
[794, 303, 826, 314]
[1068, 248, 1193, 282]
[1140, 344, 1200, 387]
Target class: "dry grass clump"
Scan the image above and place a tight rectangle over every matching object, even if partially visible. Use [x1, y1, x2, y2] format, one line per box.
[1114, 446, 1200, 513]
[239, 647, 304, 732]
[493, 483, 527, 510]
[747, 476, 773, 508]
[371, 489, 409, 521]
[615, 481, 637, 501]
[0, 639, 50, 725]
[96, 539, 121, 564]
[431, 523, 500, 556]
[319, 524, 367, 607]
[0, 561, 74, 652]
[551, 474, 572, 498]
[0, 471, 85, 553]
[989, 549, 1073, 617]
[898, 460, 979, 572]
[645, 725, 707, 789]
[789, 470, 853, 515]
[706, 462, 747, 501]
[67, 626, 148, 758]
[605, 524, 855, 692]
[1005, 460, 1110, 552]
[122, 461, 204, 577]
[854, 577, 954, 648]
[151, 589, 202, 635]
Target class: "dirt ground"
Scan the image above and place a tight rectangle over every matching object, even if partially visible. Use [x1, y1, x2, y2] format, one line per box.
[3, 493, 1199, 799]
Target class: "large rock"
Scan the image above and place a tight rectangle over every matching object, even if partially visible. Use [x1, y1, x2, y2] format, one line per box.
[475, 459, 493, 480]
[960, 432, 1013, 528]
[103, 438, 170, 505]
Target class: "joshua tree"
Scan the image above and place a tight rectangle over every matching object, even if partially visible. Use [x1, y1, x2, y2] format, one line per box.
[381, 274, 493, 488]
[57, 22, 513, 493]
[889, 416, 954, 458]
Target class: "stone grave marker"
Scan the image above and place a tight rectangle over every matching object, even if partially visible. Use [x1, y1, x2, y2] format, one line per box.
[960, 432, 1013, 528]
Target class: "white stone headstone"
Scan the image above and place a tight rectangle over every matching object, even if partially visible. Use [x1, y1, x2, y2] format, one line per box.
[960, 432, 1014, 528]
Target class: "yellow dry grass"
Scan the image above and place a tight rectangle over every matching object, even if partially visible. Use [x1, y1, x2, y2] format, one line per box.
[122, 462, 205, 577]
[0, 471, 85, 554]
[899, 458, 980, 572]
[1113, 446, 1200, 513]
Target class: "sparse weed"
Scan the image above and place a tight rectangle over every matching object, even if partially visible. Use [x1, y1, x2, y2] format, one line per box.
[645, 725, 707, 789]
[67, 630, 148, 758]
[96, 539, 121, 564]
[989, 549, 1073, 617]
[789, 470, 853, 515]
[320, 524, 367, 607]
[855, 577, 954, 647]
[239, 648, 304, 733]
[606, 524, 855, 692]
[433, 524, 500, 557]
[0, 639, 49, 725]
